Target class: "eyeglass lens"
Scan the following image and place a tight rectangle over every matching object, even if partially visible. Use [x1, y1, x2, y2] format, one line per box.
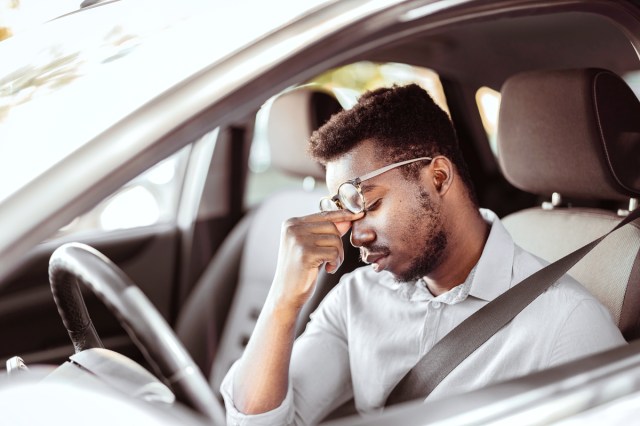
[338, 183, 364, 213]
[320, 197, 340, 212]
[319, 183, 365, 213]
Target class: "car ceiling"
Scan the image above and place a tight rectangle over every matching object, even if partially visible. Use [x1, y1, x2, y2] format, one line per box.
[367, 10, 640, 91]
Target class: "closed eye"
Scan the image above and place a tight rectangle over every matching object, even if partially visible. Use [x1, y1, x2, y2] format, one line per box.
[364, 198, 382, 213]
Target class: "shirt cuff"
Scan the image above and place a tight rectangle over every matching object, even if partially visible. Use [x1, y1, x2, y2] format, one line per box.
[220, 361, 295, 426]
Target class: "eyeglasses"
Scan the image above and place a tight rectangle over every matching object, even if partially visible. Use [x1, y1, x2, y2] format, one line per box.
[319, 157, 432, 214]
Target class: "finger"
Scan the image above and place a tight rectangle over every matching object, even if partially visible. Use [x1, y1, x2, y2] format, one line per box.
[324, 258, 345, 274]
[303, 246, 342, 271]
[293, 233, 343, 255]
[303, 210, 365, 224]
[300, 234, 345, 265]
[313, 233, 343, 248]
[290, 211, 363, 236]
[334, 221, 352, 237]
[317, 247, 344, 274]
[290, 220, 349, 237]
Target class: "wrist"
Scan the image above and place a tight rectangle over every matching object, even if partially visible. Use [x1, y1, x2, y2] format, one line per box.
[264, 294, 302, 324]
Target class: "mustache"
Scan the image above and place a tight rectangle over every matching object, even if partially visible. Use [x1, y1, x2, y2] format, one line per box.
[359, 245, 391, 262]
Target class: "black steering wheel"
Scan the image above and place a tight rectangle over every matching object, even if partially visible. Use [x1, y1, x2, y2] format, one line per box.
[48, 242, 225, 424]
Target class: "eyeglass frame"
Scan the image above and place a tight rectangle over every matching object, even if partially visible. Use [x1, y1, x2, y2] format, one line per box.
[319, 156, 433, 213]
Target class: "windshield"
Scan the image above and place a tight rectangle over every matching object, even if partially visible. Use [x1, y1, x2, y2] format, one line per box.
[0, 0, 332, 205]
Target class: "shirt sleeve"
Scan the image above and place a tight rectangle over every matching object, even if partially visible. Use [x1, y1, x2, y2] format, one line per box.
[548, 298, 627, 367]
[220, 281, 353, 426]
[220, 361, 296, 426]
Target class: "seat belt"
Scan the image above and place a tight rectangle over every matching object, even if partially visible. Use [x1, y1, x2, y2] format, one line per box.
[385, 207, 640, 407]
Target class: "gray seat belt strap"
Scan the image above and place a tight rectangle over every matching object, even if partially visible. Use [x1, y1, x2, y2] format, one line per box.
[385, 207, 640, 407]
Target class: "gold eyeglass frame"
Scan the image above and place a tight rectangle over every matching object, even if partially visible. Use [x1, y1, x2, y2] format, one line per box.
[319, 157, 432, 214]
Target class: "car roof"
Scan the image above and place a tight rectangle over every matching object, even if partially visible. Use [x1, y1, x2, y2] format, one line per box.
[371, 10, 640, 89]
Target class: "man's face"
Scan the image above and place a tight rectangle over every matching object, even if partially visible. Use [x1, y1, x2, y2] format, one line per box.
[325, 140, 448, 282]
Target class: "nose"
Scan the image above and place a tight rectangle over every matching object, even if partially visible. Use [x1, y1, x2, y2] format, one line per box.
[350, 216, 376, 247]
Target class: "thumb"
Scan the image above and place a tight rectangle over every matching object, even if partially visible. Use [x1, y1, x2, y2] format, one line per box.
[333, 211, 364, 236]
[334, 221, 353, 237]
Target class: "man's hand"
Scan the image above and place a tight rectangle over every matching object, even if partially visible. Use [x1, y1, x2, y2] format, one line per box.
[233, 209, 363, 415]
[269, 210, 364, 312]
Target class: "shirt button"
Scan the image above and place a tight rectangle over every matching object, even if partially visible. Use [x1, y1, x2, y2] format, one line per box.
[432, 301, 442, 309]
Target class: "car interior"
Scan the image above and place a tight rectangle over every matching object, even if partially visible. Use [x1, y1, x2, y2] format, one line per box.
[175, 86, 364, 398]
[498, 68, 640, 341]
[1, 1, 640, 424]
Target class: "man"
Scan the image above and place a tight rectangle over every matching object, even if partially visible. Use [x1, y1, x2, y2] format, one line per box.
[221, 84, 625, 425]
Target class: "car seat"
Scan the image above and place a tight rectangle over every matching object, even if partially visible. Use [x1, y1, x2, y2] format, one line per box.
[497, 68, 640, 340]
[174, 86, 363, 396]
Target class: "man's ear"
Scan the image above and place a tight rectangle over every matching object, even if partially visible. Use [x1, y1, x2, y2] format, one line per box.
[427, 156, 454, 195]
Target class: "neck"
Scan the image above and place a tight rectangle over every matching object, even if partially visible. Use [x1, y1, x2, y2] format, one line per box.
[424, 209, 489, 297]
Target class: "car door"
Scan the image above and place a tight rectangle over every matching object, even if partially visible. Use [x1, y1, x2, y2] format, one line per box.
[0, 127, 239, 367]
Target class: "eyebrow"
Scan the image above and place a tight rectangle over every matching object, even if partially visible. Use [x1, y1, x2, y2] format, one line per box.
[360, 182, 378, 194]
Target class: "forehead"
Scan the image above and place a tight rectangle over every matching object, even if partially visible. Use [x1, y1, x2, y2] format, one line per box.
[325, 139, 386, 191]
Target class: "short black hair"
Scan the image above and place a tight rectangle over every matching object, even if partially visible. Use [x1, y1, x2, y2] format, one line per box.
[308, 84, 477, 204]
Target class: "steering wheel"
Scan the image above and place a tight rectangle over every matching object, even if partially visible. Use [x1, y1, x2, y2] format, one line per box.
[48, 242, 225, 425]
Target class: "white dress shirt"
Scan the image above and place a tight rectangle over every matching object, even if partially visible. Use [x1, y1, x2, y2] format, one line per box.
[221, 209, 626, 425]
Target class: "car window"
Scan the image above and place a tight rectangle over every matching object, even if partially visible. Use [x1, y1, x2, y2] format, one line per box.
[475, 86, 501, 157]
[244, 61, 449, 207]
[56, 145, 190, 236]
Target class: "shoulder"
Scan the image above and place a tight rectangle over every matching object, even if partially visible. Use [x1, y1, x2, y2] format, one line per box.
[511, 246, 625, 364]
[512, 243, 600, 303]
[544, 280, 626, 365]
[512, 243, 619, 336]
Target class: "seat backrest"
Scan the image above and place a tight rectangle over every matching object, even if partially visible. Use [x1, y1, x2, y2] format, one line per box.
[497, 68, 640, 339]
[175, 86, 362, 395]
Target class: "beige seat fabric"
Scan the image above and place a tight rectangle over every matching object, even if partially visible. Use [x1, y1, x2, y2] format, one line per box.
[497, 68, 640, 340]
[503, 208, 640, 336]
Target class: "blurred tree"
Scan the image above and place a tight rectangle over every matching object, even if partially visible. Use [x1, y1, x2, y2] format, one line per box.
[0, 0, 19, 41]
[311, 61, 449, 114]
[0, 27, 11, 41]
[0, 0, 79, 42]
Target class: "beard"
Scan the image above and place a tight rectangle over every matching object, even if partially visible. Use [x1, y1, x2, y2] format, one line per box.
[358, 187, 449, 283]
[394, 188, 448, 282]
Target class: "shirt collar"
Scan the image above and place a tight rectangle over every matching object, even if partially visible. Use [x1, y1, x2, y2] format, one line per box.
[380, 209, 515, 303]
[468, 208, 515, 302]
[412, 264, 477, 304]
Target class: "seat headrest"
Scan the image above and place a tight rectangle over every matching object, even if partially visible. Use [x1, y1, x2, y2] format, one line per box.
[264, 86, 349, 180]
[497, 68, 640, 201]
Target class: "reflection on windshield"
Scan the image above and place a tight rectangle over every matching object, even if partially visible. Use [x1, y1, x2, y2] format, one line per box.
[0, 25, 141, 121]
[0, 0, 333, 206]
[0, 0, 209, 205]
[0, 49, 82, 120]
[0, 0, 79, 42]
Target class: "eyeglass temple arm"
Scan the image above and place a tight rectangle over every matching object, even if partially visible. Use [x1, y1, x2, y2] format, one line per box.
[357, 157, 432, 182]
